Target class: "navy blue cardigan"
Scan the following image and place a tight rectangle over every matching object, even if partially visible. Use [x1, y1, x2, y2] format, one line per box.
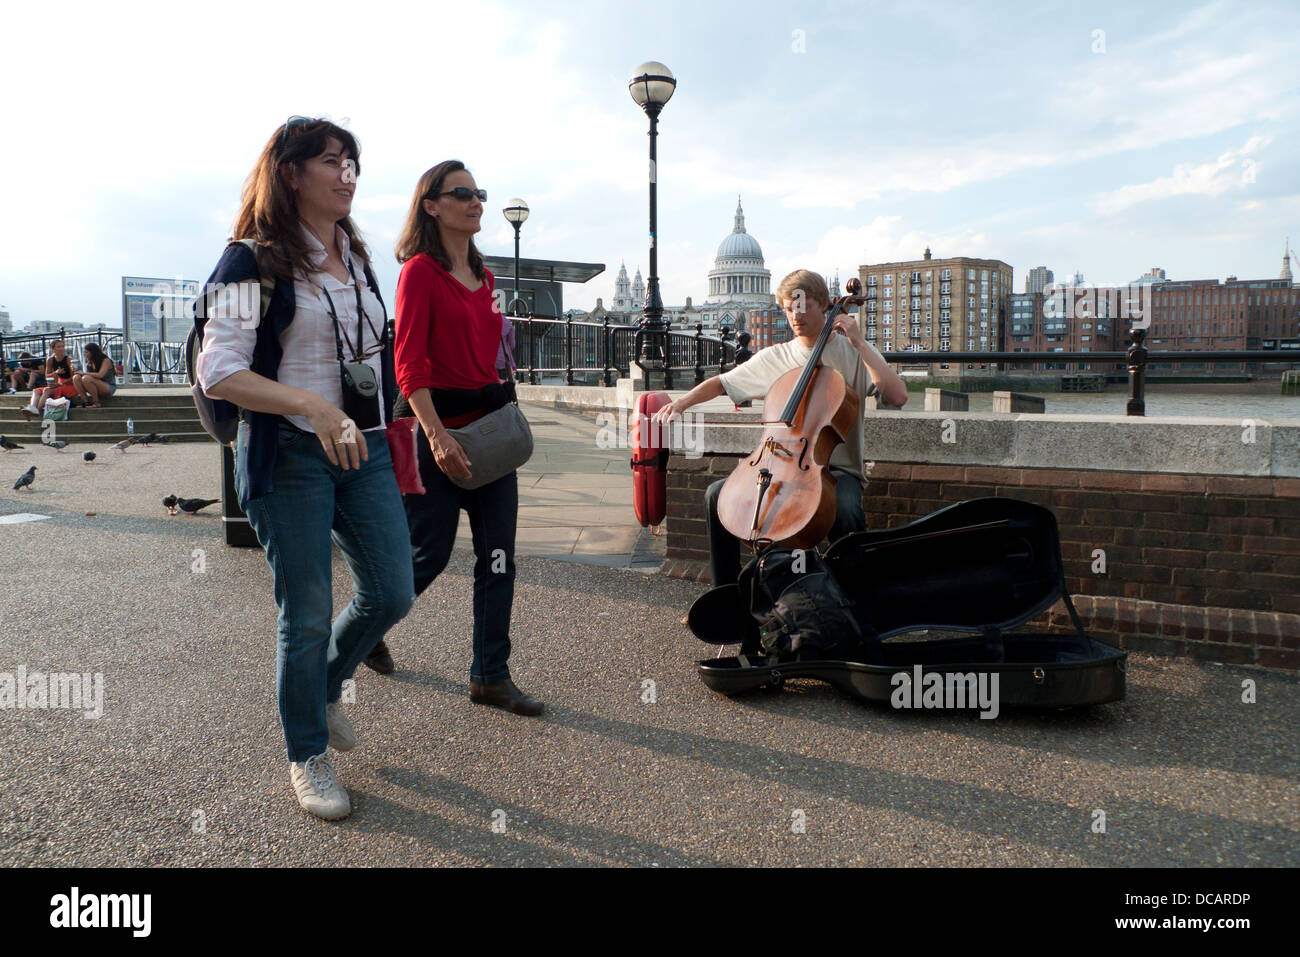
[196, 242, 395, 505]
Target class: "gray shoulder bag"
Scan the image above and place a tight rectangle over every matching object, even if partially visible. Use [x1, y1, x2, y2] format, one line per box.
[444, 336, 533, 489]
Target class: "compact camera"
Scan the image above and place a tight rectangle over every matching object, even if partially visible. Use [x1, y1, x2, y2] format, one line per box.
[341, 361, 378, 398]
[340, 361, 381, 430]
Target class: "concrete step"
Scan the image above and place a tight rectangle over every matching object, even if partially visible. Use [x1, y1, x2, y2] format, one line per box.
[0, 393, 198, 409]
[0, 405, 202, 422]
[0, 432, 213, 447]
[0, 417, 204, 439]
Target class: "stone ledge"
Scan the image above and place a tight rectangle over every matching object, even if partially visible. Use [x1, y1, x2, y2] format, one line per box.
[686, 412, 1300, 477]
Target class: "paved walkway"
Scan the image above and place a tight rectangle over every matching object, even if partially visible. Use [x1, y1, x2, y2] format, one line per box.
[491, 406, 664, 570]
[0, 404, 1296, 866]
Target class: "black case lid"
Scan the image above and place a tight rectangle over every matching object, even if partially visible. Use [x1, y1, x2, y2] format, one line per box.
[823, 497, 1072, 640]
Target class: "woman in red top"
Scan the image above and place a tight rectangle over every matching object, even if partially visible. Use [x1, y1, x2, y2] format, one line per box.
[385, 160, 542, 716]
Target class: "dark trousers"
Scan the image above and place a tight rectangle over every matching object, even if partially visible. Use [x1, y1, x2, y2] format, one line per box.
[705, 472, 866, 587]
[405, 427, 518, 684]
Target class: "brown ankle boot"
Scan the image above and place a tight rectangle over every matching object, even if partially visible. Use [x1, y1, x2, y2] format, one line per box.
[469, 678, 543, 716]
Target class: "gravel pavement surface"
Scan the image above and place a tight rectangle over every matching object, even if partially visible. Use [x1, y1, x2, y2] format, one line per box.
[0, 427, 1296, 867]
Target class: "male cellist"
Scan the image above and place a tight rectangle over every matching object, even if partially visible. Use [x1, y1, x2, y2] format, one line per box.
[653, 269, 908, 586]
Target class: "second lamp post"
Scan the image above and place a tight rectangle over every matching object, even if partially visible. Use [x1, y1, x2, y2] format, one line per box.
[503, 197, 529, 318]
[629, 60, 676, 379]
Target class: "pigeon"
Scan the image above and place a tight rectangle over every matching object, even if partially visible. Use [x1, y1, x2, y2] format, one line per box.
[137, 432, 161, 445]
[13, 466, 35, 491]
[43, 439, 69, 452]
[176, 496, 218, 516]
[83, 451, 96, 462]
[0, 436, 22, 452]
[163, 494, 178, 515]
[109, 436, 142, 452]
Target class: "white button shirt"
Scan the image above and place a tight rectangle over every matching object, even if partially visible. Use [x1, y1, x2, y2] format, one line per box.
[196, 224, 388, 433]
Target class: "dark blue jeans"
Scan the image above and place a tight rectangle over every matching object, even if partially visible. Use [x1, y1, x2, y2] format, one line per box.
[405, 427, 518, 685]
[238, 422, 415, 762]
[705, 472, 866, 586]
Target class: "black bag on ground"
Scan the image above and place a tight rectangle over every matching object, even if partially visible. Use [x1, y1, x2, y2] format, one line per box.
[738, 546, 879, 663]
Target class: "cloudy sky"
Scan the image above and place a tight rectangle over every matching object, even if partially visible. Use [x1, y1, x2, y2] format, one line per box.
[2, 0, 1297, 330]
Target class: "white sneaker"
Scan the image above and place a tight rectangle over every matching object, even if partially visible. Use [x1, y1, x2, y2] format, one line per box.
[289, 752, 351, 820]
[22, 405, 40, 416]
[325, 701, 356, 752]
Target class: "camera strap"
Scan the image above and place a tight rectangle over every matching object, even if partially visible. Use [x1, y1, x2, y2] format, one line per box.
[319, 259, 385, 364]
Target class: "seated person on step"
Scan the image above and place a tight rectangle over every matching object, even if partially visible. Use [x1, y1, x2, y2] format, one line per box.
[653, 268, 908, 586]
[7, 352, 45, 394]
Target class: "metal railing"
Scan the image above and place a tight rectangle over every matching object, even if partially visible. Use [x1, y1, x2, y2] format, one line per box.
[0, 328, 195, 384]
[510, 317, 738, 387]
[2, 328, 127, 377]
[868, 338, 1300, 415]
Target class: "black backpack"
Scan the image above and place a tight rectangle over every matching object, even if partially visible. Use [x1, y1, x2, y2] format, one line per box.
[739, 546, 880, 663]
[187, 240, 394, 445]
[187, 240, 276, 445]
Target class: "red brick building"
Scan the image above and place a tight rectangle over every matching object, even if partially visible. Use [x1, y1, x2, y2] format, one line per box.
[1008, 286, 1123, 372]
[1146, 277, 1300, 372]
[746, 306, 790, 350]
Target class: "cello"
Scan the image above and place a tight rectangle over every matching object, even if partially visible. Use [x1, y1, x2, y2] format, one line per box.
[715, 278, 869, 550]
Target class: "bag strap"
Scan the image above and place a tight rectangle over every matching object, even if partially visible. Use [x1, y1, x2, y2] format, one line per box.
[231, 239, 276, 324]
[501, 320, 517, 374]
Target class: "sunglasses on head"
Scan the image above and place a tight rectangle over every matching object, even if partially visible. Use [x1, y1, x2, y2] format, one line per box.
[437, 186, 487, 202]
[279, 115, 313, 150]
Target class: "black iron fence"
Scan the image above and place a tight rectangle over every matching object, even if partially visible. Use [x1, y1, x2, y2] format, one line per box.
[11, 323, 1294, 416]
[2, 329, 125, 378]
[861, 338, 1299, 415]
[510, 317, 739, 387]
[0, 328, 194, 383]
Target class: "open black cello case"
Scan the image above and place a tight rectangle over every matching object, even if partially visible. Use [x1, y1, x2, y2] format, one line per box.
[687, 497, 1127, 709]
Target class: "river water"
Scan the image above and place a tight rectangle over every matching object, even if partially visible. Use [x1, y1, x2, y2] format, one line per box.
[931, 384, 1300, 419]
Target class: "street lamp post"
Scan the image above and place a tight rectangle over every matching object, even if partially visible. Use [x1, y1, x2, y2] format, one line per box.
[503, 198, 529, 319]
[629, 61, 676, 386]
[503, 198, 529, 382]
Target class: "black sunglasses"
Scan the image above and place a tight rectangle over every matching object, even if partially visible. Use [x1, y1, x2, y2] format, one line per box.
[437, 187, 487, 202]
[279, 115, 312, 150]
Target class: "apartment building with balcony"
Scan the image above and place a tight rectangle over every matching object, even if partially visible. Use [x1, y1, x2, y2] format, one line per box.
[857, 248, 1013, 374]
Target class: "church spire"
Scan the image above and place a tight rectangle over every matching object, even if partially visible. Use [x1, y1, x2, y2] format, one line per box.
[733, 196, 746, 234]
[1282, 238, 1294, 283]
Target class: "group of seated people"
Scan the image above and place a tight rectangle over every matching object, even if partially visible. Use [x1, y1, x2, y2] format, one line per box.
[4, 339, 118, 414]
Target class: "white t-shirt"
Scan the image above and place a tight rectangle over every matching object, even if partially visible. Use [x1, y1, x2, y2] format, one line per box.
[718, 333, 875, 479]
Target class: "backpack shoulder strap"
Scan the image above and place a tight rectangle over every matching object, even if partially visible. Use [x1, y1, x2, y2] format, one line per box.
[230, 239, 276, 322]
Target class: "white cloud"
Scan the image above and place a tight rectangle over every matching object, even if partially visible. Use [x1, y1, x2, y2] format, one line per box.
[1090, 135, 1272, 214]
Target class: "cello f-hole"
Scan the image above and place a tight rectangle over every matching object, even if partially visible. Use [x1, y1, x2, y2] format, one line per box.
[796, 437, 811, 471]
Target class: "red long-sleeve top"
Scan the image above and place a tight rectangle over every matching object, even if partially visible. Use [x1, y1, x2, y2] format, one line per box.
[395, 253, 500, 425]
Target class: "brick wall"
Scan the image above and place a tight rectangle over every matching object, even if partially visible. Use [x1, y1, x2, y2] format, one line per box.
[665, 453, 1300, 672]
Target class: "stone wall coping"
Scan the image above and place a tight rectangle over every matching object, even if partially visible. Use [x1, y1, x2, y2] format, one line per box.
[516, 385, 1300, 477]
[673, 411, 1300, 478]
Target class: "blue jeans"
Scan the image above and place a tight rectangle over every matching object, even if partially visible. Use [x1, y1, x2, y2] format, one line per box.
[405, 427, 517, 685]
[238, 422, 415, 763]
[705, 471, 866, 587]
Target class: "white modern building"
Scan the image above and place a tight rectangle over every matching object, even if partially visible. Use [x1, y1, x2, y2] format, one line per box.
[23, 320, 86, 335]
